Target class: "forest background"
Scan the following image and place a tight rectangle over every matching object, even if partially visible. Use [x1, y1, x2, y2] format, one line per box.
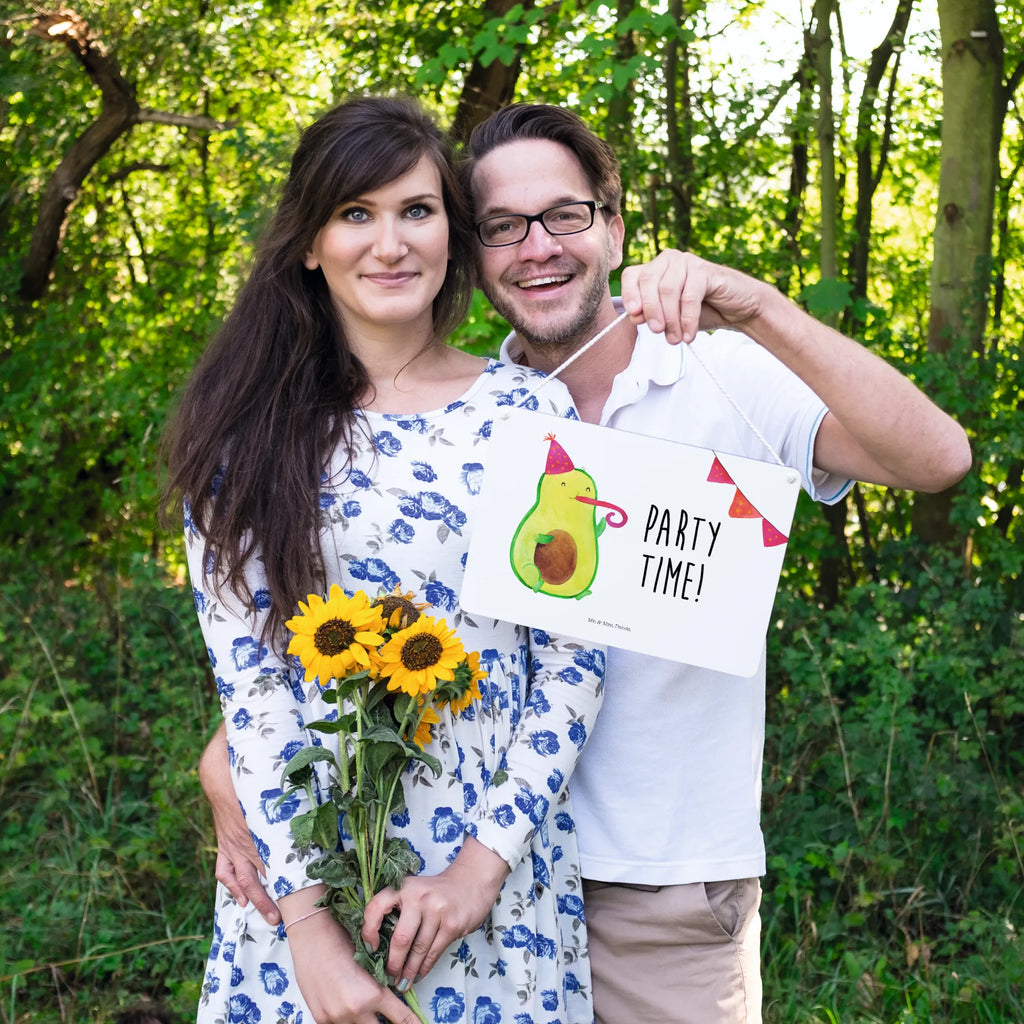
[1, 0, 1021, 1021]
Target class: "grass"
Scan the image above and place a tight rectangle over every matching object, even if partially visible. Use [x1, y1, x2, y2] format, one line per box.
[1, 544, 1021, 1022]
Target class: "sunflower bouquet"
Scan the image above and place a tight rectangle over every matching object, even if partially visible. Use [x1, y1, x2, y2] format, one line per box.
[279, 583, 485, 1020]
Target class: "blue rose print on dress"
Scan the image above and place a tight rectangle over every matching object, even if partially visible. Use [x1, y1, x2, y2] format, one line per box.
[231, 966, 244, 987]
[472, 996, 502, 1024]
[554, 811, 574, 832]
[568, 721, 587, 749]
[227, 994, 261, 1023]
[253, 589, 272, 611]
[349, 468, 374, 489]
[492, 804, 516, 828]
[430, 807, 464, 844]
[231, 637, 265, 671]
[461, 463, 484, 494]
[194, 587, 207, 613]
[526, 690, 551, 715]
[534, 934, 557, 959]
[501, 924, 535, 952]
[431, 987, 466, 1023]
[444, 503, 467, 530]
[389, 519, 416, 544]
[272, 876, 294, 897]
[412, 461, 437, 482]
[259, 788, 299, 824]
[557, 893, 585, 922]
[545, 768, 564, 794]
[541, 989, 559, 1011]
[342, 499, 362, 517]
[424, 579, 457, 612]
[232, 708, 251, 730]
[319, 492, 336, 509]
[477, 419, 493, 441]
[279, 739, 303, 762]
[375, 431, 403, 456]
[515, 790, 549, 826]
[573, 647, 605, 674]
[346, 557, 400, 591]
[395, 415, 429, 434]
[528, 730, 560, 756]
[259, 962, 289, 996]
[250, 833, 270, 866]
[531, 852, 551, 890]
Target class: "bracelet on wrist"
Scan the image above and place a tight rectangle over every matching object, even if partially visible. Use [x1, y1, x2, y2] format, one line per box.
[284, 906, 329, 931]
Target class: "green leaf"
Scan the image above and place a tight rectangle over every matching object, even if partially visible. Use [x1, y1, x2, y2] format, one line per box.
[311, 801, 341, 850]
[281, 745, 337, 787]
[799, 277, 854, 319]
[288, 809, 318, 849]
[308, 849, 361, 889]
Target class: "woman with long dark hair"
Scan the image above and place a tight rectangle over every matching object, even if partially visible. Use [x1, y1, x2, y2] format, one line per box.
[163, 96, 604, 1024]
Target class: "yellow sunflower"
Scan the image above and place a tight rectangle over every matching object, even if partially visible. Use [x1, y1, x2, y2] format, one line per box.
[372, 585, 428, 630]
[376, 615, 466, 697]
[408, 703, 441, 749]
[285, 585, 386, 683]
[448, 650, 486, 715]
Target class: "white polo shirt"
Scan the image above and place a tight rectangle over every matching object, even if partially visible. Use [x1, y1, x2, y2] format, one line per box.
[500, 312, 851, 885]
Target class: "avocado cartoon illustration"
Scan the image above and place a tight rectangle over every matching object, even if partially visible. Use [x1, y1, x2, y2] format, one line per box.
[510, 433, 628, 599]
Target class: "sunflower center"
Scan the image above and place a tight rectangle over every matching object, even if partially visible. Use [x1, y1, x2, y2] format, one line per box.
[314, 617, 357, 655]
[400, 633, 444, 670]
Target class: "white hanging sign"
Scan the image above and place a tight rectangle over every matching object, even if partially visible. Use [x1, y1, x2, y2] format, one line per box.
[461, 409, 801, 676]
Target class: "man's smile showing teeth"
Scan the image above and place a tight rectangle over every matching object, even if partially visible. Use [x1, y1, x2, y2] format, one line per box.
[517, 275, 572, 289]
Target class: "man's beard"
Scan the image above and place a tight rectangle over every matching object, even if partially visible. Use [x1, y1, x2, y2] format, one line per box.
[481, 262, 610, 357]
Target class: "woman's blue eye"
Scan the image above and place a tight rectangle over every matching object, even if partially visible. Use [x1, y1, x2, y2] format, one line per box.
[407, 204, 432, 219]
[341, 207, 369, 222]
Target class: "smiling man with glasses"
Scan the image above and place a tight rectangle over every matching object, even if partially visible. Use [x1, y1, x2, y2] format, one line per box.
[460, 103, 970, 1024]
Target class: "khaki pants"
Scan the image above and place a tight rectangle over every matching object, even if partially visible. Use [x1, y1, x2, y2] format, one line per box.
[582, 878, 762, 1024]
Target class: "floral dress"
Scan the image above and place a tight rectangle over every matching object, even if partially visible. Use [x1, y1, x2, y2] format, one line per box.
[189, 360, 605, 1024]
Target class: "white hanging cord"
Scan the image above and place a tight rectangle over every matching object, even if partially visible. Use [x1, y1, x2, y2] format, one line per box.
[682, 343, 786, 467]
[513, 311, 630, 406]
[514, 309, 787, 468]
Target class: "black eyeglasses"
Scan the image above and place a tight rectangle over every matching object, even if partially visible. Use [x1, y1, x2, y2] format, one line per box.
[474, 200, 607, 247]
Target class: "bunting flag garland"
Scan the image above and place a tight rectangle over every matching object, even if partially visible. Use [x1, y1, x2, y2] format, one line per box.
[707, 456, 734, 485]
[728, 489, 760, 519]
[707, 454, 789, 548]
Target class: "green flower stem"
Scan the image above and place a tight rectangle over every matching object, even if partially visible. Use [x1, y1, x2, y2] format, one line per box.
[351, 688, 374, 903]
[402, 984, 429, 1024]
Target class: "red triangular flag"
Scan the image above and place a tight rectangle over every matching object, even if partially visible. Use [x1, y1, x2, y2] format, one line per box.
[729, 488, 761, 519]
[707, 456, 734, 485]
[762, 519, 789, 547]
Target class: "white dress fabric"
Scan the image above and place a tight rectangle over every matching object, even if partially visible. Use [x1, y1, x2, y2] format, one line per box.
[189, 359, 604, 1024]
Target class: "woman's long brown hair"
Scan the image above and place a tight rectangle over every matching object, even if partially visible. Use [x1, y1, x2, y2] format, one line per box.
[161, 96, 474, 649]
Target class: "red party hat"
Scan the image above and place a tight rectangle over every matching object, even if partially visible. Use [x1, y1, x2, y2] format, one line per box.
[543, 433, 575, 474]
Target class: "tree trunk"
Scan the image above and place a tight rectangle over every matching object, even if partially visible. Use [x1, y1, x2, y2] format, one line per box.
[664, 0, 693, 248]
[913, 0, 1003, 544]
[806, 0, 838, 288]
[450, 0, 536, 145]
[848, 0, 914, 312]
[19, 11, 139, 302]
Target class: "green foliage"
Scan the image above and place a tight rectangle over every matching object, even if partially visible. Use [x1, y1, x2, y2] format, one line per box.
[1, 0, 1022, 1020]
[0, 555, 216, 1021]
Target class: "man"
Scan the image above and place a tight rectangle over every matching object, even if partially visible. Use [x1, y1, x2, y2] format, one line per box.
[201, 104, 970, 1023]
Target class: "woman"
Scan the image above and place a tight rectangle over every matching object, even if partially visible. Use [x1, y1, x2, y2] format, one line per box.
[162, 96, 604, 1024]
